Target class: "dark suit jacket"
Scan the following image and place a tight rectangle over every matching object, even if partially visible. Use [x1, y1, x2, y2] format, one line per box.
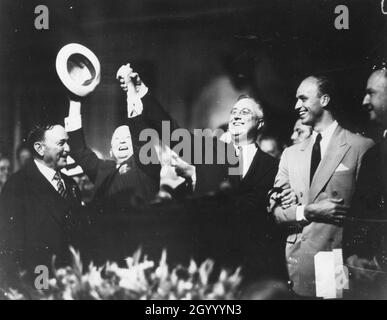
[344, 139, 387, 270]
[131, 95, 278, 200]
[0, 160, 83, 284]
[67, 127, 160, 213]
[129, 94, 284, 281]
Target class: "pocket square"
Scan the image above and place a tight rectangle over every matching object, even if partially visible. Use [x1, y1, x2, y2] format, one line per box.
[335, 163, 349, 172]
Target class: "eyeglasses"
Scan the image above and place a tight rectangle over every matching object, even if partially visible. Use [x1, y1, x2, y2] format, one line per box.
[230, 108, 254, 116]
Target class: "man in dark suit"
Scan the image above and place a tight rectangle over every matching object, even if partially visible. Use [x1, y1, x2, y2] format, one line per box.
[0, 124, 83, 286]
[64, 71, 160, 213]
[117, 66, 286, 282]
[270, 75, 374, 298]
[344, 67, 387, 299]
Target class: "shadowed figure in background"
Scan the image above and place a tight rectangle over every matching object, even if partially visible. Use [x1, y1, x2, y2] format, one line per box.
[16, 142, 32, 170]
[290, 119, 312, 145]
[0, 153, 11, 194]
[344, 66, 387, 299]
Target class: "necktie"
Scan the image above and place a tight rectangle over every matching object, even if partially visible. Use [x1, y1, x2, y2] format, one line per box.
[53, 172, 67, 198]
[310, 133, 322, 185]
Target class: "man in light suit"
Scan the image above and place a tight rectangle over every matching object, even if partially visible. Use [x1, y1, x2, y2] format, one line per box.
[270, 75, 374, 297]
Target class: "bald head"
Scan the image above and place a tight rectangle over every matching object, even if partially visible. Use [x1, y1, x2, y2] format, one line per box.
[110, 125, 133, 164]
[363, 69, 387, 128]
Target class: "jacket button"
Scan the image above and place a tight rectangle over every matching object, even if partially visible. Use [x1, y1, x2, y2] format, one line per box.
[332, 191, 338, 197]
[300, 192, 303, 198]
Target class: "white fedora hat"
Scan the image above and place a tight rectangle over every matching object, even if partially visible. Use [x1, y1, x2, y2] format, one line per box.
[56, 43, 101, 97]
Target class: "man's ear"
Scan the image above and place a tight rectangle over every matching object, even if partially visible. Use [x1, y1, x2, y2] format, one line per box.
[257, 120, 264, 131]
[33, 141, 45, 157]
[109, 148, 113, 158]
[320, 94, 330, 108]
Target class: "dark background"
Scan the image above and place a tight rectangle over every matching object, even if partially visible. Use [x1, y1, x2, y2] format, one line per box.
[1, 0, 386, 166]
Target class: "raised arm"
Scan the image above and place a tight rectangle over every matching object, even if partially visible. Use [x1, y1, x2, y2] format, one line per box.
[65, 99, 111, 183]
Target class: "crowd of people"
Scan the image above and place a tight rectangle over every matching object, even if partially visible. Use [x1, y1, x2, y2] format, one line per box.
[0, 62, 386, 300]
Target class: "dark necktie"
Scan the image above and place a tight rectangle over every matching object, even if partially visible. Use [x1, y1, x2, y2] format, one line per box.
[310, 133, 322, 185]
[53, 172, 67, 198]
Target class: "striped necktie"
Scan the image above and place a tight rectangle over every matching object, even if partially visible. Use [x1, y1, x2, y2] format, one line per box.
[53, 172, 67, 198]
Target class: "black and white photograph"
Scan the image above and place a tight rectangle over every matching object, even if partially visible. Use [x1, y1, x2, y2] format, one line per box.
[0, 0, 386, 303]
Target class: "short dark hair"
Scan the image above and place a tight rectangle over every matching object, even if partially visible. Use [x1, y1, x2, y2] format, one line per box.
[27, 124, 55, 158]
[309, 74, 336, 99]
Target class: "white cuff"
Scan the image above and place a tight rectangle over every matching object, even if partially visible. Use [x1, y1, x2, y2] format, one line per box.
[64, 114, 82, 132]
[296, 205, 306, 221]
[127, 95, 144, 118]
[191, 168, 197, 191]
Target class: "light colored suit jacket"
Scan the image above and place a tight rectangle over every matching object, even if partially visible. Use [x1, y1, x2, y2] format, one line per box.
[271, 125, 374, 297]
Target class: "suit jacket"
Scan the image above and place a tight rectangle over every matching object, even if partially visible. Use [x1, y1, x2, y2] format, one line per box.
[271, 125, 374, 296]
[344, 138, 387, 273]
[68, 128, 160, 212]
[0, 160, 83, 284]
[129, 94, 284, 280]
[131, 95, 278, 199]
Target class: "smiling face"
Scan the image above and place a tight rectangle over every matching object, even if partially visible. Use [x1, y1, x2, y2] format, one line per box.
[110, 125, 133, 164]
[228, 97, 264, 145]
[35, 125, 70, 170]
[363, 70, 387, 128]
[291, 119, 313, 144]
[295, 77, 328, 127]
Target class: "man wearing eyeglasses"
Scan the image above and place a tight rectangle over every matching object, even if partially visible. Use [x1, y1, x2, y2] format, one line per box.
[118, 66, 286, 282]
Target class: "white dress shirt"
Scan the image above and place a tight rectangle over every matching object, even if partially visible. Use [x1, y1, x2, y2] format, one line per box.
[34, 159, 66, 192]
[237, 143, 258, 178]
[296, 120, 338, 221]
[311, 120, 338, 159]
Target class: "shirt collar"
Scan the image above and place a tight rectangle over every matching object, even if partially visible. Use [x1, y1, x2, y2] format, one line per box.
[34, 159, 58, 182]
[383, 130, 387, 139]
[234, 142, 257, 156]
[312, 120, 338, 141]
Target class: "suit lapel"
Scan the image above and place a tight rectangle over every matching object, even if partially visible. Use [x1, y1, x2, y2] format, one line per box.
[240, 147, 261, 187]
[309, 126, 350, 203]
[27, 161, 70, 227]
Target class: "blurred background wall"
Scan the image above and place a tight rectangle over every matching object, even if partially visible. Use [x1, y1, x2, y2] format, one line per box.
[0, 0, 386, 168]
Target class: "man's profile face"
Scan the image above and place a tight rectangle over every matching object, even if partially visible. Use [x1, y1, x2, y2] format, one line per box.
[110, 125, 133, 164]
[363, 70, 387, 128]
[41, 125, 70, 170]
[295, 77, 324, 127]
[0, 158, 11, 185]
[228, 98, 263, 144]
[291, 119, 312, 144]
